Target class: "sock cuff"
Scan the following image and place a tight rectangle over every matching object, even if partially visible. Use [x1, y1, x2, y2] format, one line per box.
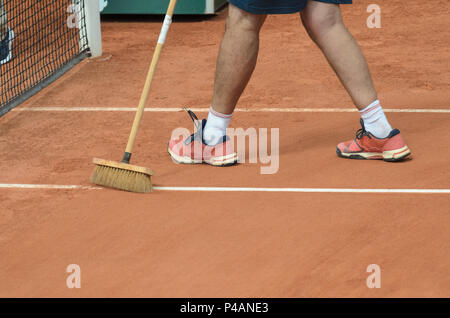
[210, 106, 233, 119]
[359, 100, 381, 116]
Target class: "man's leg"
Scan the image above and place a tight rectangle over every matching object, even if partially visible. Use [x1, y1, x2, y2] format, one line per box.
[167, 3, 267, 166]
[301, 0, 410, 161]
[203, 3, 266, 145]
[301, 1, 377, 110]
[301, 1, 394, 139]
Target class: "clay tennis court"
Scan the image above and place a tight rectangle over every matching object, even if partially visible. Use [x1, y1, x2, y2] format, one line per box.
[1, 0, 450, 297]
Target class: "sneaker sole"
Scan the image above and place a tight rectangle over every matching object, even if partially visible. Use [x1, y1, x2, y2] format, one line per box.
[0, 29, 14, 65]
[336, 145, 411, 162]
[168, 147, 238, 167]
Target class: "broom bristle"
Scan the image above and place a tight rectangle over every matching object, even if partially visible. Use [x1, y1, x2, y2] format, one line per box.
[91, 163, 153, 193]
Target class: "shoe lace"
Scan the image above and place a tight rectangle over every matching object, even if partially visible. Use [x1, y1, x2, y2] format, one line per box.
[184, 107, 203, 144]
[355, 125, 371, 140]
[185, 107, 200, 130]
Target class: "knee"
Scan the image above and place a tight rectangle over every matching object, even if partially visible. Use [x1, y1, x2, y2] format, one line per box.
[301, 5, 343, 42]
[226, 3, 266, 33]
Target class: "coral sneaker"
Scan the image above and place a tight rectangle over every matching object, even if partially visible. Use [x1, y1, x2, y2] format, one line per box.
[168, 109, 238, 166]
[336, 119, 411, 162]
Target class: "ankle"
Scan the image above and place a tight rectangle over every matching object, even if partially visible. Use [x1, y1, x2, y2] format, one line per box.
[359, 100, 392, 138]
[203, 106, 232, 146]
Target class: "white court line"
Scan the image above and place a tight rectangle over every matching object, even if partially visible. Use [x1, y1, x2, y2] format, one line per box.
[0, 184, 101, 190]
[11, 107, 450, 113]
[1, 184, 450, 194]
[154, 187, 450, 194]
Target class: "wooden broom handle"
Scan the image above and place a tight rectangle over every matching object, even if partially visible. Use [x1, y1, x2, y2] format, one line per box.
[123, 0, 178, 159]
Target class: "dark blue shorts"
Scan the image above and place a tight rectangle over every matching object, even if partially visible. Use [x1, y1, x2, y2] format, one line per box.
[228, 0, 352, 14]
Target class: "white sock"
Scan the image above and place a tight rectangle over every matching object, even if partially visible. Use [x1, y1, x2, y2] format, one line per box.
[203, 106, 232, 146]
[359, 100, 392, 138]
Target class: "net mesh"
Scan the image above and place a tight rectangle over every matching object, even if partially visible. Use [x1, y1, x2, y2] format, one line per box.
[0, 0, 89, 115]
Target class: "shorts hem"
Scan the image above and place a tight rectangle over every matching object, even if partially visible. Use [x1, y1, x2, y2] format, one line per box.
[228, 0, 307, 14]
[228, 0, 353, 14]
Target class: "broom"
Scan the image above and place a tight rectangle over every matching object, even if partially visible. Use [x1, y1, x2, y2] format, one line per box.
[91, 0, 178, 193]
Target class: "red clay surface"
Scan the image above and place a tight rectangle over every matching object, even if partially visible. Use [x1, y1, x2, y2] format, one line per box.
[1, 1, 450, 297]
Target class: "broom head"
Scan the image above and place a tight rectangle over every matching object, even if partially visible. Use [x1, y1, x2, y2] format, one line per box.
[91, 158, 154, 193]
